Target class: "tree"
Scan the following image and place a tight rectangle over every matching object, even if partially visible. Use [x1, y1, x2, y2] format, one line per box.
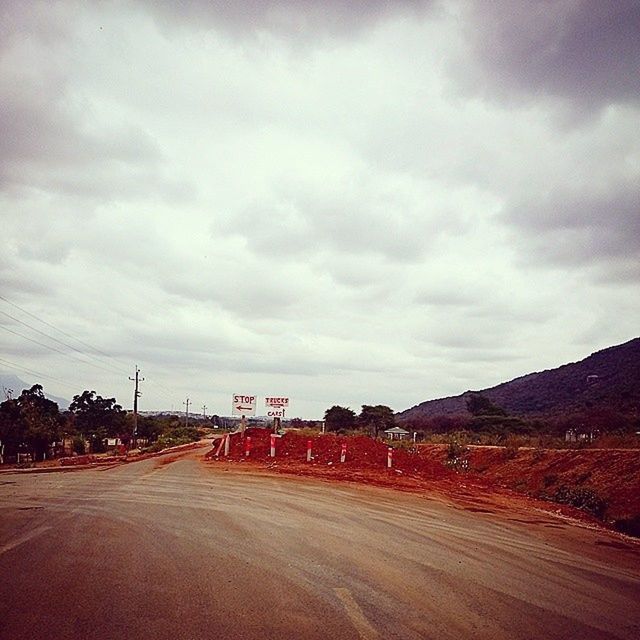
[324, 405, 356, 432]
[358, 405, 395, 438]
[68, 390, 127, 452]
[465, 393, 507, 417]
[0, 397, 22, 459]
[0, 385, 62, 461]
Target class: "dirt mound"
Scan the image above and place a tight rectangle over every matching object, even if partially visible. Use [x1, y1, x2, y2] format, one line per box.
[212, 428, 454, 478]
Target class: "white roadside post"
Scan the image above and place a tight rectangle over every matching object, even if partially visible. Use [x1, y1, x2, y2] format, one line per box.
[224, 434, 230, 457]
[387, 447, 393, 468]
[306, 440, 312, 462]
[340, 442, 347, 463]
[270, 434, 276, 458]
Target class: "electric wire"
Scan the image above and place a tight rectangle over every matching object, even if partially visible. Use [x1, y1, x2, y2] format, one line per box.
[0, 295, 179, 408]
[0, 294, 130, 374]
[0, 324, 125, 377]
[0, 309, 125, 376]
[0, 356, 78, 393]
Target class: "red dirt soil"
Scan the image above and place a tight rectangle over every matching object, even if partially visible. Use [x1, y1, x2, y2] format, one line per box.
[205, 428, 640, 533]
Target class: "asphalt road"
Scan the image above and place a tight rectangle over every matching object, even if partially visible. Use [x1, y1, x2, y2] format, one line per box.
[0, 447, 639, 640]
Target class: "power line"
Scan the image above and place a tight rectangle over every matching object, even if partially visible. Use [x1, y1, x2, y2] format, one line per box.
[0, 294, 130, 374]
[0, 295, 180, 410]
[0, 324, 124, 377]
[0, 356, 79, 393]
[0, 308, 125, 376]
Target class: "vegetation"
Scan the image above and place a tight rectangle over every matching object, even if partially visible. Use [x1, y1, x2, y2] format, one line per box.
[0, 384, 203, 463]
[543, 485, 608, 519]
[0, 385, 64, 461]
[398, 337, 640, 437]
[324, 405, 356, 432]
[323, 404, 396, 438]
[358, 405, 395, 438]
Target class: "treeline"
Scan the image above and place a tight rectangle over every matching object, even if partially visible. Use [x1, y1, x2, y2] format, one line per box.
[398, 393, 639, 442]
[0, 384, 202, 462]
[323, 404, 395, 437]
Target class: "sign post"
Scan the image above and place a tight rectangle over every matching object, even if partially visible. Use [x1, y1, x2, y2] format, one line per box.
[265, 397, 289, 432]
[232, 394, 256, 434]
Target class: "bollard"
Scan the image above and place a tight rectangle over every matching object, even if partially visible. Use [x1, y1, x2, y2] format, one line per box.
[270, 434, 276, 458]
[387, 447, 393, 468]
[245, 436, 251, 457]
[224, 434, 230, 457]
[306, 440, 312, 462]
[340, 442, 347, 463]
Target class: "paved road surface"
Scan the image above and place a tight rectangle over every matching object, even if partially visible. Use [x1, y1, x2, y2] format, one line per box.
[0, 448, 639, 639]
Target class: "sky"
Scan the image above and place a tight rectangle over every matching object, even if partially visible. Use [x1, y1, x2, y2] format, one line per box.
[1, 0, 639, 418]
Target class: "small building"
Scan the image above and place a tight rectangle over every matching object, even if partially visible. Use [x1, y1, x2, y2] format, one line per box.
[384, 426, 410, 441]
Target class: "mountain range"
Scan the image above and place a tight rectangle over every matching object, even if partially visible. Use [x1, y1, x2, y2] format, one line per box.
[0, 373, 70, 410]
[398, 337, 640, 421]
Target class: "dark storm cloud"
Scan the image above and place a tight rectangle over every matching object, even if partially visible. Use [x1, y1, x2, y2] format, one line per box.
[136, 0, 432, 38]
[457, 0, 640, 114]
[505, 179, 640, 271]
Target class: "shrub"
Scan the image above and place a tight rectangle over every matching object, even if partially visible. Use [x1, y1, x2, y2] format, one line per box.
[72, 436, 86, 455]
[446, 439, 470, 472]
[551, 485, 607, 519]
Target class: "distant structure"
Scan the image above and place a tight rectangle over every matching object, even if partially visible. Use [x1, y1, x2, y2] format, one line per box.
[384, 426, 410, 441]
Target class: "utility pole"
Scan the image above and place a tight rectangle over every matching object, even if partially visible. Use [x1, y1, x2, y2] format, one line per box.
[184, 397, 190, 428]
[202, 404, 207, 419]
[129, 366, 144, 448]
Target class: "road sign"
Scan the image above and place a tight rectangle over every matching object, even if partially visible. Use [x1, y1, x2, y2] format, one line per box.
[265, 397, 289, 409]
[232, 394, 256, 416]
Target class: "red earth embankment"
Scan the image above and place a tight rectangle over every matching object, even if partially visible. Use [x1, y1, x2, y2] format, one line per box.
[457, 445, 640, 530]
[206, 429, 640, 535]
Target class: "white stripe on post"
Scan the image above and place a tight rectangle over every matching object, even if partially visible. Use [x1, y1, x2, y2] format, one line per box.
[306, 439, 312, 462]
[340, 442, 347, 463]
[245, 436, 251, 457]
[270, 434, 276, 458]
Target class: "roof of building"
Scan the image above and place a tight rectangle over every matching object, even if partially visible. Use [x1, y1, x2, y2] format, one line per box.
[384, 426, 410, 434]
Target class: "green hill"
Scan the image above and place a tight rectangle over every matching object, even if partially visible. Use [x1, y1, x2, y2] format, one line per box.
[398, 338, 640, 426]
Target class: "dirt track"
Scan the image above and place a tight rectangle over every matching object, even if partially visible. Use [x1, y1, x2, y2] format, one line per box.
[0, 446, 639, 639]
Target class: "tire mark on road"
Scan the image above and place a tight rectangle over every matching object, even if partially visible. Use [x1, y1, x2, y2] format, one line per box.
[0, 525, 51, 556]
[334, 587, 379, 640]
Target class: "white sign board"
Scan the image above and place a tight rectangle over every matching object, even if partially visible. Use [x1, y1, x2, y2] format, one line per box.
[265, 397, 289, 418]
[232, 394, 257, 416]
[265, 397, 289, 408]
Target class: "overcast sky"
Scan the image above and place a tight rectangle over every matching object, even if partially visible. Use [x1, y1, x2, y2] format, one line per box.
[1, 0, 638, 418]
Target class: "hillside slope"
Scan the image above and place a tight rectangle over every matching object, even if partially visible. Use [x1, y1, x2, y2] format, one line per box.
[399, 338, 640, 420]
[0, 373, 70, 409]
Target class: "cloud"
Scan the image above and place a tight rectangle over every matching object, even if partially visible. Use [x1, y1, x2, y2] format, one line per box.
[504, 178, 640, 272]
[135, 0, 432, 40]
[454, 0, 640, 116]
[218, 170, 465, 263]
[0, 0, 638, 417]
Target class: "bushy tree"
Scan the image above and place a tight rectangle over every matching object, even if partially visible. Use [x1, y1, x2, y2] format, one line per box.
[465, 393, 507, 417]
[68, 390, 127, 452]
[358, 405, 395, 438]
[324, 405, 356, 432]
[0, 385, 63, 460]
